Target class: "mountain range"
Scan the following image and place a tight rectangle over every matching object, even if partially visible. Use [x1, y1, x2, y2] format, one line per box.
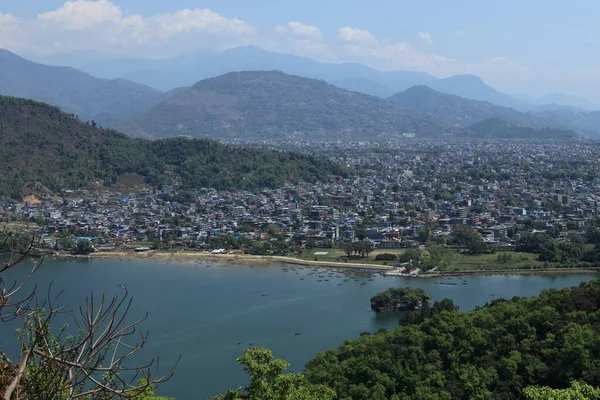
[78, 46, 437, 96]
[123, 70, 580, 141]
[0, 49, 163, 127]
[0, 47, 596, 140]
[75, 46, 598, 112]
[122, 70, 447, 140]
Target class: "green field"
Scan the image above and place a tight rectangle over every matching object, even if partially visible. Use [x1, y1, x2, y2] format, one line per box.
[444, 251, 542, 272]
[296, 247, 408, 266]
[295, 247, 548, 271]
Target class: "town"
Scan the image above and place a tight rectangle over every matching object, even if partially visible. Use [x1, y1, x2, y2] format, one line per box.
[3, 139, 600, 274]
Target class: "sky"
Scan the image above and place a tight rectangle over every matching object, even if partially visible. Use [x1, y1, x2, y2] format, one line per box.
[1, 0, 600, 100]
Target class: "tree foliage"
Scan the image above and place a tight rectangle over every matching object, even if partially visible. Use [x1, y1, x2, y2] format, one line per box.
[524, 381, 600, 400]
[211, 348, 335, 400]
[305, 279, 600, 399]
[370, 287, 431, 312]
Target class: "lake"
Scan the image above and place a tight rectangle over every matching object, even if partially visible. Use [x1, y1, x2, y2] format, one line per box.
[0, 258, 596, 399]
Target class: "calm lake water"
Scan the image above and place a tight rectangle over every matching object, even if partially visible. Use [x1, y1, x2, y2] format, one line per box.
[0, 258, 596, 399]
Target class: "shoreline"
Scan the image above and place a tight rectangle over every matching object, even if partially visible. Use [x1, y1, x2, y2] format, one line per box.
[88, 251, 388, 270]
[75, 250, 600, 278]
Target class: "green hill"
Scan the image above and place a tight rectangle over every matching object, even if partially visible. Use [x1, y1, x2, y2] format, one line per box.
[0, 95, 349, 199]
[122, 70, 448, 140]
[304, 279, 600, 399]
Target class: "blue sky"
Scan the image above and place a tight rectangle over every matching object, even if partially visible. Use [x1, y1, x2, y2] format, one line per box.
[1, 0, 599, 100]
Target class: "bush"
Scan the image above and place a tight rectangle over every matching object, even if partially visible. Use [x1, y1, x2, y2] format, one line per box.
[375, 253, 398, 261]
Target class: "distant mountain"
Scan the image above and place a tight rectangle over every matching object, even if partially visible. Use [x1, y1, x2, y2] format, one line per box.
[331, 77, 429, 98]
[73, 45, 595, 112]
[516, 93, 599, 111]
[0, 49, 164, 127]
[532, 109, 600, 137]
[460, 117, 576, 140]
[80, 46, 436, 94]
[0, 95, 348, 199]
[422, 75, 529, 110]
[122, 70, 448, 140]
[388, 86, 536, 127]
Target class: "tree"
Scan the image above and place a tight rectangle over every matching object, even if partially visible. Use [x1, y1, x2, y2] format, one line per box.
[267, 224, 281, 237]
[357, 241, 373, 258]
[524, 381, 600, 400]
[342, 242, 354, 257]
[370, 287, 431, 312]
[452, 225, 488, 255]
[0, 233, 177, 399]
[74, 239, 94, 255]
[419, 250, 431, 265]
[416, 226, 432, 243]
[211, 348, 335, 400]
[355, 228, 367, 241]
[398, 248, 421, 264]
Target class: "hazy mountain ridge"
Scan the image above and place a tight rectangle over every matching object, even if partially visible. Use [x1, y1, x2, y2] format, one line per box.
[80, 46, 437, 95]
[388, 85, 535, 127]
[0, 49, 164, 127]
[122, 70, 449, 140]
[77, 46, 596, 113]
[1, 47, 596, 140]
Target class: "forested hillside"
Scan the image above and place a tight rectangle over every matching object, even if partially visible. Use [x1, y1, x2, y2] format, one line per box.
[302, 279, 600, 399]
[0, 96, 348, 199]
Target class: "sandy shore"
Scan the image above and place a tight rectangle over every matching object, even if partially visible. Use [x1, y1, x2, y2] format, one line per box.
[83, 250, 600, 278]
[89, 250, 389, 270]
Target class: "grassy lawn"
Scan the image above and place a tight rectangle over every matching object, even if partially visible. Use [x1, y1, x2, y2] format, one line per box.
[444, 251, 542, 272]
[290, 246, 560, 272]
[296, 248, 406, 266]
[0, 222, 41, 232]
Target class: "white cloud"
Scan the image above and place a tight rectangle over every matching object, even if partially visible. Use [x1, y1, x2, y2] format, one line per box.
[0, 13, 17, 26]
[38, 0, 122, 29]
[338, 26, 377, 46]
[477, 56, 530, 74]
[0, 0, 257, 56]
[343, 41, 458, 73]
[455, 30, 466, 37]
[276, 21, 322, 40]
[419, 32, 433, 46]
[0, 1, 539, 95]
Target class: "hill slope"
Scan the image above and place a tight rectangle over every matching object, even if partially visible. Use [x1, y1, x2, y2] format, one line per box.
[0, 49, 164, 127]
[461, 117, 576, 139]
[123, 70, 448, 140]
[0, 95, 348, 199]
[388, 86, 533, 127]
[426, 74, 529, 110]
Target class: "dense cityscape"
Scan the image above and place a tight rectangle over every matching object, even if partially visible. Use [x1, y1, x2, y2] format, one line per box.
[4, 140, 600, 276]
